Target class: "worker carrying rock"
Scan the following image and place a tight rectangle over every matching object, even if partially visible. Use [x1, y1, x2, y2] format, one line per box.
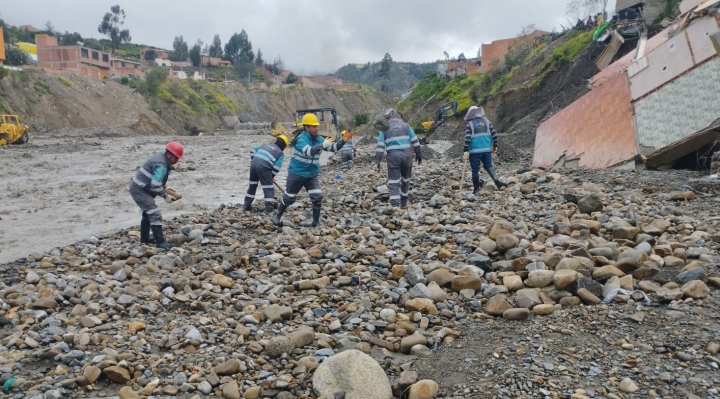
[340, 130, 355, 169]
[128, 141, 183, 249]
[463, 106, 505, 193]
[272, 114, 353, 227]
[374, 109, 422, 208]
[243, 134, 289, 213]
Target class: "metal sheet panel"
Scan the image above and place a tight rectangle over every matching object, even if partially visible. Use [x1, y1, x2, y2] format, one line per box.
[635, 57, 720, 158]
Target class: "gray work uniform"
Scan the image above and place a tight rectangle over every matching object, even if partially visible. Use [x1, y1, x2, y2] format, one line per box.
[128, 153, 171, 226]
[375, 120, 421, 207]
[340, 139, 354, 169]
[244, 143, 284, 211]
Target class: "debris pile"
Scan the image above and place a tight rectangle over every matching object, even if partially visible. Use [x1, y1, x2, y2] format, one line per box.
[1, 156, 719, 398]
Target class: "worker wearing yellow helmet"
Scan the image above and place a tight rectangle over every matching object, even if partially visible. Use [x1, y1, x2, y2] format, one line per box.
[272, 113, 353, 227]
[243, 133, 290, 213]
[340, 130, 356, 169]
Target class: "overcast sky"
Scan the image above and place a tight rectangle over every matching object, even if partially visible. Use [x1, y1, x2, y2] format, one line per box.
[3, 0, 576, 74]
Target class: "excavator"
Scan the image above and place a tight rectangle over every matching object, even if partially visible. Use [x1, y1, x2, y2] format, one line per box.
[419, 100, 458, 135]
[0, 115, 29, 146]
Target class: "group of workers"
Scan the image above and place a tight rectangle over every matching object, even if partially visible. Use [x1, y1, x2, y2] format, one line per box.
[130, 106, 502, 249]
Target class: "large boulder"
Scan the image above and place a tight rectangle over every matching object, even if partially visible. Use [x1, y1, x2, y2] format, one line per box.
[312, 350, 392, 399]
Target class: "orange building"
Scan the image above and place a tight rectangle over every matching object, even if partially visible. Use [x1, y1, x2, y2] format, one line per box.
[36, 34, 111, 79]
[480, 30, 550, 73]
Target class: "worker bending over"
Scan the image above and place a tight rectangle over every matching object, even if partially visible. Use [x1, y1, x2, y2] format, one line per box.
[244, 134, 289, 213]
[129, 141, 183, 249]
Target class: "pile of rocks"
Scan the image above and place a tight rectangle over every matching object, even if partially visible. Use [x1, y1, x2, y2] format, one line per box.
[0, 156, 718, 398]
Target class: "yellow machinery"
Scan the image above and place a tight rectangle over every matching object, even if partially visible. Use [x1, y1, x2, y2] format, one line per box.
[0, 115, 29, 146]
[293, 108, 339, 138]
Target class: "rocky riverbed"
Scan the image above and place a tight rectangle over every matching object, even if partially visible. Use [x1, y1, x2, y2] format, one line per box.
[1, 143, 719, 399]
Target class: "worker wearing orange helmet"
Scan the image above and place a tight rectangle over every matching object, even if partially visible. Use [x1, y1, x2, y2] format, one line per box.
[244, 134, 289, 213]
[128, 141, 183, 249]
[272, 113, 352, 227]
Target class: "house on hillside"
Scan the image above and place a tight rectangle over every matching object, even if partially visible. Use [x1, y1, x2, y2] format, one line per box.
[169, 66, 206, 80]
[480, 29, 550, 73]
[140, 47, 171, 60]
[614, 0, 664, 25]
[200, 56, 231, 67]
[533, 0, 720, 170]
[19, 25, 39, 32]
[36, 33, 111, 79]
[110, 58, 144, 78]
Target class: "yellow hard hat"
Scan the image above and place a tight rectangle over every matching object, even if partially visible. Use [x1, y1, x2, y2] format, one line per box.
[341, 130, 348, 135]
[277, 134, 289, 146]
[301, 113, 320, 126]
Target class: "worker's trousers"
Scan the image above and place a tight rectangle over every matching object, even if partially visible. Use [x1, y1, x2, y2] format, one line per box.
[387, 150, 412, 208]
[129, 183, 163, 226]
[280, 172, 323, 206]
[340, 150, 354, 169]
[244, 161, 275, 212]
[469, 152, 498, 181]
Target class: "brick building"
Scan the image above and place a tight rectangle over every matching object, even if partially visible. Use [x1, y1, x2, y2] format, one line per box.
[36, 34, 111, 79]
[480, 30, 550, 73]
[110, 58, 144, 78]
[140, 47, 170, 60]
[200, 56, 231, 67]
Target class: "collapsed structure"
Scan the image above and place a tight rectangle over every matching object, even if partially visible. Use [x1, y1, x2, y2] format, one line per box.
[534, 0, 720, 170]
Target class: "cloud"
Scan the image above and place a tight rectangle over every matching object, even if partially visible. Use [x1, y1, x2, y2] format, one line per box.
[2, 0, 571, 74]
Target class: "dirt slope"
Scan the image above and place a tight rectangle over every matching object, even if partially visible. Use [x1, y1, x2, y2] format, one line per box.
[0, 68, 172, 133]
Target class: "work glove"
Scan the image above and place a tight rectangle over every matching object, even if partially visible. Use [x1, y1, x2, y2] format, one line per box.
[416, 154, 422, 165]
[493, 146, 498, 154]
[322, 139, 334, 150]
[164, 195, 175, 204]
[343, 130, 354, 141]
[463, 152, 469, 160]
[166, 187, 182, 200]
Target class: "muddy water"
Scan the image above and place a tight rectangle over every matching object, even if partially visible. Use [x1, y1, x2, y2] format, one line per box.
[0, 134, 285, 263]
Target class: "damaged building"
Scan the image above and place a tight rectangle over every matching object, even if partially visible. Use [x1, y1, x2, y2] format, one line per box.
[534, 0, 720, 170]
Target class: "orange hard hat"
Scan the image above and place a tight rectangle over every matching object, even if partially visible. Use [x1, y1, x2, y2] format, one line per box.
[166, 141, 183, 158]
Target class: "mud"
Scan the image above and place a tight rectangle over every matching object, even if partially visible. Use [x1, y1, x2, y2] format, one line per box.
[0, 134, 273, 263]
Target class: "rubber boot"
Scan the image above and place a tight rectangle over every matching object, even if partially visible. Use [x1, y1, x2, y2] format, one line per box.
[472, 178, 479, 194]
[242, 196, 253, 211]
[263, 202, 275, 213]
[300, 203, 322, 227]
[487, 168, 506, 189]
[140, 213, 153, 244]
[272, 202, 287, 226]
[151, 225, 173, 250]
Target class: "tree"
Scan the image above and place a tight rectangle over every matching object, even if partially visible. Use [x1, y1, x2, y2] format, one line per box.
[44, 21, 56, 37]
[144, 49, 157, 61]
[202, 44, 209, 56]
[223, 30, 253, 65]
[379, 53, 393, 92]
[255, 48, 264, 67]
[285, 72, 298, 84]
[170, 35, 189, 61]
[273, 55, 285, 72]
[189, 38, 202, 67]
[566, 0, 607, 21]
[98, 5, 131, 54]
[208, 34, 223, 58]
[144, 67, 168, 96]
[5, 45, 29, 66]
[60, 31, 83, 45]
